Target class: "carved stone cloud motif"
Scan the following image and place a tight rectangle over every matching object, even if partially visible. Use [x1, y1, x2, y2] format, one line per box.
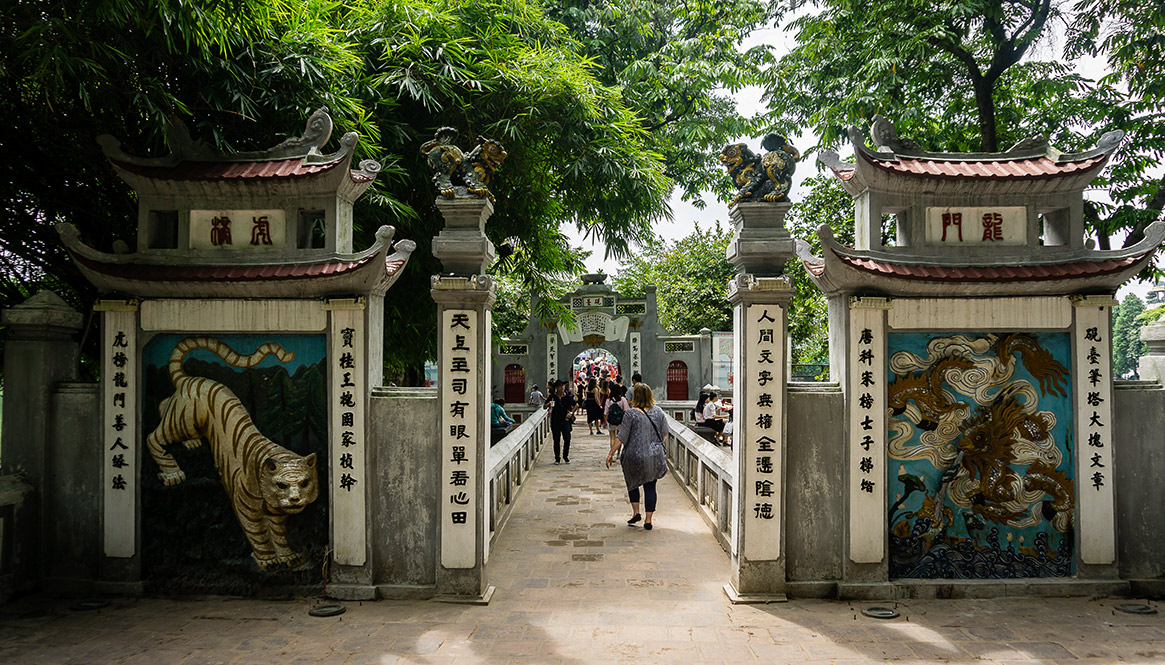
[421, 127, 508, 201]
[558, 311, 630, 346]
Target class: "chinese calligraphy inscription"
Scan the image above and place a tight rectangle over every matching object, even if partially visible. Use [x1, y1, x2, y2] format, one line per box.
[330, 306, 366, 566]
[189, 210, 286, 250]
[848, 301, 886, 564]
[629, 332, 642, 376]
[742, 304, 782, 559]
[546, 334, 558, 382]
[1074, 302, 1116, 564]
[103, 309, 136, 557]
[441, 309, 478, 568]
[925, 206, 1026, 246]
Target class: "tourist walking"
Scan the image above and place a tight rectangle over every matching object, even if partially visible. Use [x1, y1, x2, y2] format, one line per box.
[604, 384, 629, 452]
[606, 383, 668, 530]
[546, 381, 577, 464]
[528, 384, 544, 406]
[585, 377, 604, 435]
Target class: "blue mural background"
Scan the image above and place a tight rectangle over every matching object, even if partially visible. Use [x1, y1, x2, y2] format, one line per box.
[886, 331, 1075, 579]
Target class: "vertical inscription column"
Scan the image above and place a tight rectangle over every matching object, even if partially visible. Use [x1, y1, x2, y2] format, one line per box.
[95, 300, 139, 558]
[629, 332, 642, 377]
[325, 298, 367, 567]
[726, 275, 791, 600]
[847, 297, 889, 566]
[1073, 295, 1116, 566]
[546, 333, 558, 383]
[439, 307, 478, 568]
[432, 276, 496, 601]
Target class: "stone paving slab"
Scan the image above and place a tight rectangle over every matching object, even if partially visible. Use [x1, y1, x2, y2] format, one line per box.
[2, 432, 1164, 664]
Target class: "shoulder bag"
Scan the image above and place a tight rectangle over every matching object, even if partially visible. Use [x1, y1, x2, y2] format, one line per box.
[637, 407, 670, 481]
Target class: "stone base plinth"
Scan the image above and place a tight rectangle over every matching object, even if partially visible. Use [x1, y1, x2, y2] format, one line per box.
[723, 583, 788, 604]
[838, 579, 1130, 600]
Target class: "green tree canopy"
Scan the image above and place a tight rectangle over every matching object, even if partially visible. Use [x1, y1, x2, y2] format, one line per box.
[1113, 294, 1148, 377]
[612, 223, 735, 334]
[544, 0, 775, 204]
[783, 173, 854, 364]
[2, 0, 678, 381]
[767, 0, 1165, 255]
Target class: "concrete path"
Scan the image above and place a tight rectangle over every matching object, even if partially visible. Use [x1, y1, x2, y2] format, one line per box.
[2, 431, 1164, 664]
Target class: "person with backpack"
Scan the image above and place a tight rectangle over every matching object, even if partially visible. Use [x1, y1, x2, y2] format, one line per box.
[605, 383, 668, 531]
[604, 384, 630, 452]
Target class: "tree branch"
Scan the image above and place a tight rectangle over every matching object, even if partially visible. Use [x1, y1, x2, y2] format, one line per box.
[1123, 172, 1165, 248]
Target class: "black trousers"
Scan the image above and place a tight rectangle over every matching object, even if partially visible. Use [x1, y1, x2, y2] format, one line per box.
[551, 421, 571, 462]
[628, 480, 658, 512]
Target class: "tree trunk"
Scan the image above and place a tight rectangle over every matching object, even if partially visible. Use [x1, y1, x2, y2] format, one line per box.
[974, 77, 999, 153]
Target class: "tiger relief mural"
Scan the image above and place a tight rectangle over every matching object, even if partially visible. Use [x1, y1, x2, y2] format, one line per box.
[142, 335, 327, 578]
[886, 332, 1076, 579]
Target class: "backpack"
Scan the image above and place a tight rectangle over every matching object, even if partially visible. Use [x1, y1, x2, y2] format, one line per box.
[607, 401, 625, 425]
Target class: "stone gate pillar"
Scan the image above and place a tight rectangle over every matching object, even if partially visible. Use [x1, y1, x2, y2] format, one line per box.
[431, 199, 496, 603]
[0, 291, 83, 591]
[725, 202, 795, 601]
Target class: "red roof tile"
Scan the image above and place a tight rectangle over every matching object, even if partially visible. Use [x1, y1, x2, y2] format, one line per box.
[834, 250, 1146, 282]
[861, 152, 1108, 179]
[110, 157, 344, 181]
[71, 250, 397, 282]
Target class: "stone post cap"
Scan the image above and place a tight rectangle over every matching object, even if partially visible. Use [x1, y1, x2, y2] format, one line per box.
[1142, 318, 1165, 346]
[729, 201, 793, 230]
[435, 198, 494, 231]
[2, 290, 84, 332]
[726, 201, 796, 277]
[433, 198, 496, 275]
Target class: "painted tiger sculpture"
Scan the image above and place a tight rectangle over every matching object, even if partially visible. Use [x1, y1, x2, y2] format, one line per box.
[146, 337, 319, 570]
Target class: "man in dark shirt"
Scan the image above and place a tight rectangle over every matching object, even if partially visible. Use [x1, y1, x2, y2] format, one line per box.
[546, 380, 578, 464]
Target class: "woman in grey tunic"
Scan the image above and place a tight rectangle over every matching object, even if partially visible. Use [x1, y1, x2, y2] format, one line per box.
[606, 383, 668, 530]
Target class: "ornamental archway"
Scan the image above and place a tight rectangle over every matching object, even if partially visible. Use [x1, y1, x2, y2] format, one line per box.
[491, 274, 713, 404]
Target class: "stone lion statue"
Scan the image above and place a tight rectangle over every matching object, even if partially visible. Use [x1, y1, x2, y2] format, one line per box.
[421, 127, 508, 201]
[720, 133, 799, 205]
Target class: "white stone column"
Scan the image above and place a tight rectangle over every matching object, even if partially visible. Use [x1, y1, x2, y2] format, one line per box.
[846, 297, 890, 566]
[94, 300, 140, 560]
[726, 275, 792, 601]
[431, 197, 497, 603]
[432, 276, 496, 602]
[1072, 295, 1117, 567]
[723, 201, 796, 602]
[722, 276, 796, 596]
[324, 298, 368, 569]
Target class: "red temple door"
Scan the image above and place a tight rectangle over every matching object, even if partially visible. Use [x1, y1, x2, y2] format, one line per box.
[666, 360, 688, 400]
[504, 364, 526, 404]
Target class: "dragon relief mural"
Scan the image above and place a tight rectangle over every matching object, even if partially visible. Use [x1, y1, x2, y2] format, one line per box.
[886, 332, 1076, 579]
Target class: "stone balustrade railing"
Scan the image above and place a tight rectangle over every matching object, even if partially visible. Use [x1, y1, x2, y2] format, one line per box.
[487, 407, 550, 544]
[662, 413, 733, 550]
